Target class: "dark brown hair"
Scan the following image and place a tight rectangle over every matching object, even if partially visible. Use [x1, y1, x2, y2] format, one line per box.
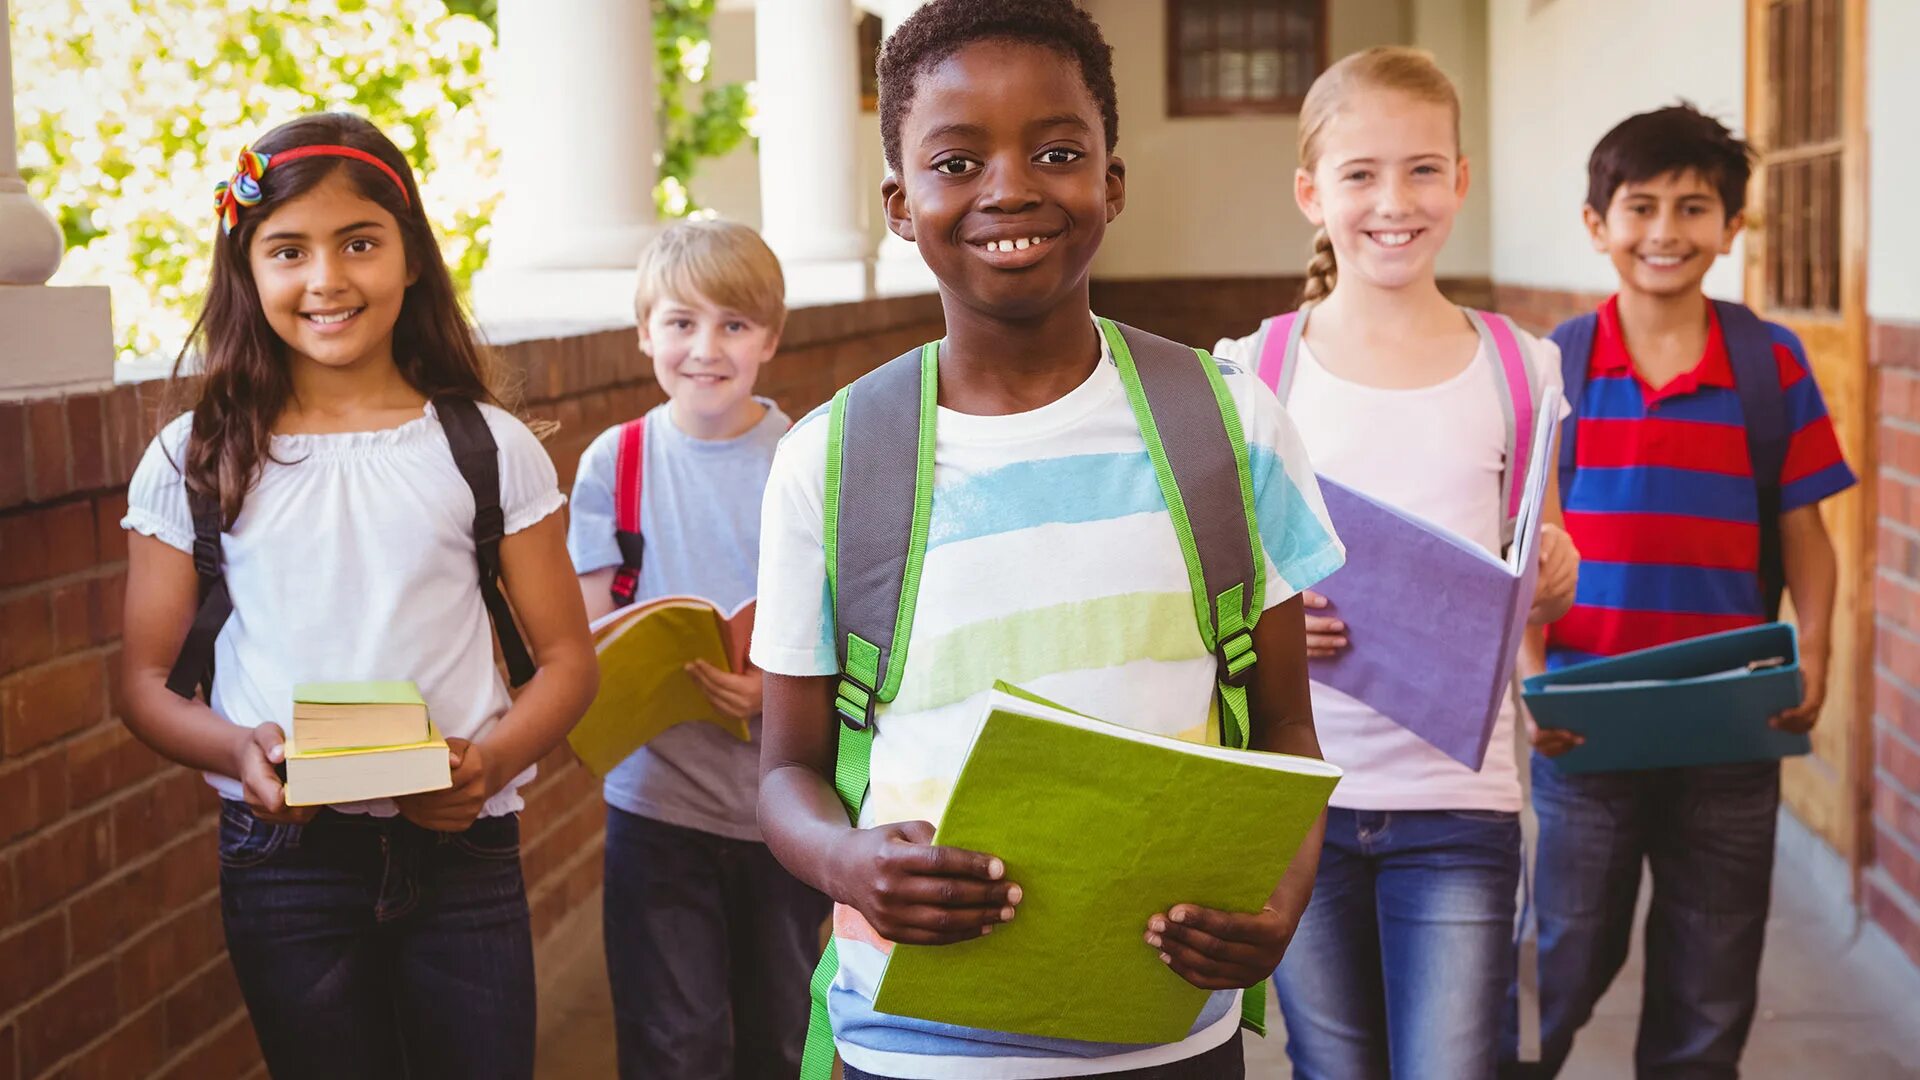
[1585, 102, 1754, 218]
[167, 112, 502, 525]
[877, 0, 1117, 175]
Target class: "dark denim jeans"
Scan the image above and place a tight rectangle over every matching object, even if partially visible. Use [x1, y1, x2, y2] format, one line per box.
[1273, 806, 1523, 1080]
[841, 1031, 1245, 1080]
[216, 801, 536, 1080]
[603, 807, 831, 1080]
[1509, 756, 1779, 1079]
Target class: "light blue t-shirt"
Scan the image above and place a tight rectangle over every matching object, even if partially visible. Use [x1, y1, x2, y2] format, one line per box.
[567, 399, 789, 841]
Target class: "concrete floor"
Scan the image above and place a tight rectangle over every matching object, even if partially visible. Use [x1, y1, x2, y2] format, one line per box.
[533, 816, 1920, 1078]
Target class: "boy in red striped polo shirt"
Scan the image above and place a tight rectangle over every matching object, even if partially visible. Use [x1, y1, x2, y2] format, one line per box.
[1510, 105, 1855, 1078]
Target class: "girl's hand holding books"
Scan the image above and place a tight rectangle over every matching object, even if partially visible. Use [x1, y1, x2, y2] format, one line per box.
[1529, 523, 1581, 626]
[1144, 903, 1296, 991]
[232, 723, 317, 826]
[1302, 590, 1348, 658]
[395, 737, 492, 832]
[829, 820, 1023, 946]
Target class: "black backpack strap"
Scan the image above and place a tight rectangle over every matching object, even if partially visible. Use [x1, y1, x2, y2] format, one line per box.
[1715, 301, 1791, 619]
[610, 416, 647, 608]
[164, 487, 232, 700]
[436, 395, 538, 688]
[1549, 312, 1598, 509]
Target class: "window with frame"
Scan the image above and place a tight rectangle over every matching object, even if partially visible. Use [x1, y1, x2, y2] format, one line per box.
[1168, 0, 1326, 117]
[1760, 0, 1844, 314]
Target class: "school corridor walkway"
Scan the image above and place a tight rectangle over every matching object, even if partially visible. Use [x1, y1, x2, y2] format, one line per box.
[530, 815, 1920, 1078]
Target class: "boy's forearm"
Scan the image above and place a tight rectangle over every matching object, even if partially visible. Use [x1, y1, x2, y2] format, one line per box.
[1249, 595, 1324, 928]
[1782, 507, 1840, 657]
[578, 568, 617, 622]
[758, 672, 859, 898]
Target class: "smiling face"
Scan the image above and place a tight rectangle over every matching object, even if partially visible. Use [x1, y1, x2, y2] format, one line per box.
[1295, 88, 1465, 294]
[640, 291, 778, 434]
[882, 38, 1124, 323]
[1586, 170, 1742, 300]
[247, 171, 415, 374]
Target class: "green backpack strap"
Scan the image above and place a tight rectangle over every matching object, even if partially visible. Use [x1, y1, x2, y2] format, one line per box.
[1103, 319, 1266, 752]
[803, 343, 937, 1079]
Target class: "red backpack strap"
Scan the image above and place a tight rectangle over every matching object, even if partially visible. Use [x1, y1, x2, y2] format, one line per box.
[610, 416, 647, 608]
[1467, 310, 1537, 536]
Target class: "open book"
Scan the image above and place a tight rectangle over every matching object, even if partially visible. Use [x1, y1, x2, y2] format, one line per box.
[870, 683, 1341, 1045]
[1308, 387, 1563, 769]
[567, 597, 756, 776]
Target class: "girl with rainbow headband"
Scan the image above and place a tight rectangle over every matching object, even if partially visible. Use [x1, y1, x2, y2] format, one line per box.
[118, 113, 598, 1078]
[1213, 49, 1580, 1079]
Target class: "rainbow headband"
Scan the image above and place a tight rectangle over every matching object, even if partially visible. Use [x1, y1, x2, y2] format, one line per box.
[212, 144, 411, 234]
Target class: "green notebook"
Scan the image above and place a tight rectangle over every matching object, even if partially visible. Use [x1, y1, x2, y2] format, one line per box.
[870, 682, 1342, 1044]
[293, 681, 427, 706]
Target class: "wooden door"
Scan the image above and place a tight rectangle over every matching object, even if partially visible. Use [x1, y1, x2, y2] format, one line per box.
[1745, 0, 1873, 868]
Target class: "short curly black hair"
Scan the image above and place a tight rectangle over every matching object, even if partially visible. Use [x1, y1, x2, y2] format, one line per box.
[877, 0, 1118, 175]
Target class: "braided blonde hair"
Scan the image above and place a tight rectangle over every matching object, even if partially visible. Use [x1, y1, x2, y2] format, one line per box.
[1297, 47, 1461, 303]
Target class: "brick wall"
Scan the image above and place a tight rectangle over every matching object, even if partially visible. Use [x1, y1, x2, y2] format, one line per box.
[0, 292, 943, 1080]
[1490, 282, 1611, 336]
[1870, 317, 1920, 970]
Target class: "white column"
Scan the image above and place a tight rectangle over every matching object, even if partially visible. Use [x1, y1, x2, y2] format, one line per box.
[0, 0, 112, 395]
[474, 0, 660, 332]
[755, 0, 871, 304]
[871, 0, 936, 296]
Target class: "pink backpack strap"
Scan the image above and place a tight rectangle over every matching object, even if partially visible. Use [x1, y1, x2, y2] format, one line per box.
[1467, 310, 1537, 531]
[1256, 305, 1313, 401]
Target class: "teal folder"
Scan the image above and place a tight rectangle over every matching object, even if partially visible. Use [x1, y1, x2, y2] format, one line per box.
[1521, 624, 1810, 774]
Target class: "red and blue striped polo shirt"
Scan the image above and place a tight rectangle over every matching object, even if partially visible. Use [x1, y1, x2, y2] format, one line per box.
[1545, 296, 1856, 670]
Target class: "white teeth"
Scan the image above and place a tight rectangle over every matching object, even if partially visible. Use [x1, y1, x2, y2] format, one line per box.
[983, 236, 1048, 253]
[306, 310, 358, 325]
[1643, 254, 1684, 267]
[1014, 237, 1030, 251]
[1372, 231, 1415, 247]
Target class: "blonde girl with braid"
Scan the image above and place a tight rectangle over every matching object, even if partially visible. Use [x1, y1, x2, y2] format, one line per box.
[1213, 48, 1580, 1080]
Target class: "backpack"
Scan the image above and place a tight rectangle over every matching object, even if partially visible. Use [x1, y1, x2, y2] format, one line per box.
[1248, 302, 1541, 548]
[799, 318, 1271, 1078]
[1550, 299, 1790, 619]
[164, 395, 536, 700]
[609, 415, 648, 608]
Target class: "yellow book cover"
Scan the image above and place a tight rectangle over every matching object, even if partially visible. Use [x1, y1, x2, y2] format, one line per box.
[569, 596, 755, 777]
[284, 722, 453, 807]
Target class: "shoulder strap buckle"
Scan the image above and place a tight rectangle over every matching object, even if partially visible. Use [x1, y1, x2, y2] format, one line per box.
[835, 674, 877, 731]
[1216, 628, 1258, 689]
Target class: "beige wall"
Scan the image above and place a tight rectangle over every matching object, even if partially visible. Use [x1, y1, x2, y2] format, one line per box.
[1868, 0, 1919, 321]
[1487, 0, 1747, 299]
[1086, 0, 1417, 280]
[688, 9, 764, 228]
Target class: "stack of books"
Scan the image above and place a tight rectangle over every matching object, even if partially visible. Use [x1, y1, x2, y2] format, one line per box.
[283, 681, 452, 806]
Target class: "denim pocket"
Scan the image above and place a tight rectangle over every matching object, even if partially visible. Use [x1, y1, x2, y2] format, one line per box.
[217, 801, 293, 869]
[447, 813, 522, 861]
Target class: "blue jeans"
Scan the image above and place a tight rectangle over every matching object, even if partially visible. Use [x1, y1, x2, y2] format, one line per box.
[841, 1031, 1245, 1080]
[216, 801, 536, 1080]
[1273, 807, 1522, 1080]
[1511, 756, 1778, 1079]
[603, 807, 831, 1080]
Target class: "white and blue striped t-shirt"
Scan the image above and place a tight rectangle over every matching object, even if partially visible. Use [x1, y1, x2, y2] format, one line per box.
[751, 324, 1345, 1079]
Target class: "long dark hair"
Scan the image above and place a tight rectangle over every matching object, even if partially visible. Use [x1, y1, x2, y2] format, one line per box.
[167, 112, 503, 525]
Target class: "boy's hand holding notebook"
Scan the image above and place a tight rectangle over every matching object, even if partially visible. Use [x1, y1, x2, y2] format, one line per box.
[569, 596, 758, 776]
[283, 681, 453, 807]
[869, 683, 1340, 1044]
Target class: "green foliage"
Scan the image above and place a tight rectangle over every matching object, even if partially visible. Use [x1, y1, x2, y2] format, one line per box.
[12, 0, 500, 361]
[652, 0, 753, 217]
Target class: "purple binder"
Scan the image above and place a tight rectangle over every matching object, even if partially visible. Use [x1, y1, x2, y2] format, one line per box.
[1307, 390, 1560, 769]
